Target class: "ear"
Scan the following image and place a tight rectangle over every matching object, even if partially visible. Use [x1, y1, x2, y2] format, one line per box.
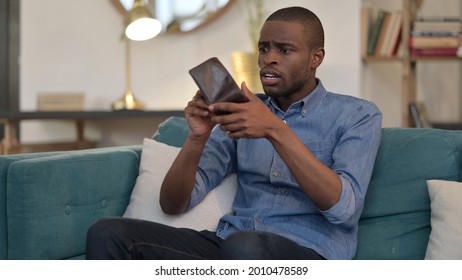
[311, 47, 325, 69]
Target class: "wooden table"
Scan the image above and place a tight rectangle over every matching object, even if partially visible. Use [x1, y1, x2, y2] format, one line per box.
[0, 110, 183, 154]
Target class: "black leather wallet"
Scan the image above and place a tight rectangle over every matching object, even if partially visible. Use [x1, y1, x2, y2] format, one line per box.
[189, 57, 247, 105]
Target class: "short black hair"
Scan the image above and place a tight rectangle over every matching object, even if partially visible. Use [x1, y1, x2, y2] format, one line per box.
[265, 6, 324, 49]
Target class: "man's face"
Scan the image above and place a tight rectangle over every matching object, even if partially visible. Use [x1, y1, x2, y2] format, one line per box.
[258, 20, 323, 108]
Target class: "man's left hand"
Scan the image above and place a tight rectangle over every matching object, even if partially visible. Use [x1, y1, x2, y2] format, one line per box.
[209, 82, 283, 139]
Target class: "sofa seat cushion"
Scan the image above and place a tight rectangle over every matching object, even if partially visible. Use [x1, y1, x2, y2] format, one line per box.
[355, 128, 462, 259]
[6, 148, 139, 259]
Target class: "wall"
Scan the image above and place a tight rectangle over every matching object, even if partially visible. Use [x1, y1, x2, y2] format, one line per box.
[19, 0, 362, 146]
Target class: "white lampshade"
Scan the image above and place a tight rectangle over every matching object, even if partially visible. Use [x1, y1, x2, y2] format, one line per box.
[125, 0, 162, 41]
[126, 18, 162, 41]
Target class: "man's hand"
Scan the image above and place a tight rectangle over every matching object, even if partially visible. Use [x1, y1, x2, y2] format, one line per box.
[209, 82, 282, 139]
[184, 91, 215, 143]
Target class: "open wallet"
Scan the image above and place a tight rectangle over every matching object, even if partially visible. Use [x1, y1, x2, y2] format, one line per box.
[189, 57, 248, 105]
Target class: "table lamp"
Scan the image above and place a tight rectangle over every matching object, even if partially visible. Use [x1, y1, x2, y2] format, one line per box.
[112, 0, 162, 111]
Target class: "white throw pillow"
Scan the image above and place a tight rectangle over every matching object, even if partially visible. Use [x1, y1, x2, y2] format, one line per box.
[425, 179, 462, 259]
[123, 138, 237, 231]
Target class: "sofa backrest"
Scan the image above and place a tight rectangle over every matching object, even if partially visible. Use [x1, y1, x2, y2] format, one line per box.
[355, 128, 462, 259]
[152, 116, 190, 147]
[153, 117, 462, 260]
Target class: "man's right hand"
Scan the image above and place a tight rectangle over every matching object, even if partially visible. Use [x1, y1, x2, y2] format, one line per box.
[184, 91, 215, 144]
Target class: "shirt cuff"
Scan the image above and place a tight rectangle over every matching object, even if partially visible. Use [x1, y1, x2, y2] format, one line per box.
[186, 171, 208, 211]
[320, 176, 355, 225]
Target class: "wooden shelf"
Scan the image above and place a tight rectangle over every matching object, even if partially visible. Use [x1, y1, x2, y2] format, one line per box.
[411, 56, 462, 62]
[361, 0, 461, 127]
[363, 55, 462, 62]
[362, 56, 403, 62]
[0, 110, 184, 120]
[0, 110, 184, 154]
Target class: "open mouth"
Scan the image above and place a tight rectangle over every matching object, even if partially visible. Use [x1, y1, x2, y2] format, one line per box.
[260, 70, 281, 85]
[263, 74, 278, 80]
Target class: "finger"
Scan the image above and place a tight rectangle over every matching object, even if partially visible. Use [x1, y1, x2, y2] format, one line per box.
[226, 129, 247, 140]
[190, 92, 209, 109]
[241, 81, 257, 101]
[185, 97, 211, 118]
[219, 123, 244, 134]
[208, 102, 240, 114]
[185, 106, 209, 119]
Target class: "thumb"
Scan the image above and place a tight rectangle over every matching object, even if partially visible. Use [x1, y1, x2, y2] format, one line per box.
[241, 81, 256, 101]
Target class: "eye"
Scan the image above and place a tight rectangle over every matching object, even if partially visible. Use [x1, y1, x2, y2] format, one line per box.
[259, 46, 268, 54]
[280, 47, 292, 54]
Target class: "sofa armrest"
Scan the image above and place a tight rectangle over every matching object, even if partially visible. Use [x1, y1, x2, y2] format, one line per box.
[5, 147, 140, 259]
[1, 150, 74, 259]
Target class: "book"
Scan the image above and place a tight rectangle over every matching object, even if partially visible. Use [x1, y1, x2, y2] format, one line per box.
[411, 31, 460, 37]
[381, 10, 403, 56]
[367, 10, 389, 56]
[378, 11, 396, 56]
[361, 6, 372, 57]
[409, 102, 423, 128]
[38, 103, 85, 111]
[413, 19, 462, 32]
[374, 12, 392, 56]
[389, 11, 403, 56]
[409, 35, 460, 48]
[37, 93, 85, 111]
[415, 16, 462, 22]
[409, 102, 432, 128]
[411, 47, 458, 57]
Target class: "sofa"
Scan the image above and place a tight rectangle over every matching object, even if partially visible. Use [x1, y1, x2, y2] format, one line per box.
[1, 116, 462, 260]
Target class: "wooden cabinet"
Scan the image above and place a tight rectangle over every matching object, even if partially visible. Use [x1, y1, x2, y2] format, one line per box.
[362, 0, 462, 127]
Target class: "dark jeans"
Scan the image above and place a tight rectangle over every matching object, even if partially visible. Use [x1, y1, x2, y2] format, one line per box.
[85, 217, 326, 260]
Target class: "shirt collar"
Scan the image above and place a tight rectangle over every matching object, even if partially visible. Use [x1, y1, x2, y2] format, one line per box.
[265, 78, 327, 117]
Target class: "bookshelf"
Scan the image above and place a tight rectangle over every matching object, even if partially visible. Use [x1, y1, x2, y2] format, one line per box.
[361, 0, 462, 127]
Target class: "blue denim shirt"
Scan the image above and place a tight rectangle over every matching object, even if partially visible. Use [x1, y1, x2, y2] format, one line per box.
[188, 79, 382, 259]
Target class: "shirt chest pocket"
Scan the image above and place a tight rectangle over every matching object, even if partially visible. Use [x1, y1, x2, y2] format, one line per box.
[304, 139, 335, 167]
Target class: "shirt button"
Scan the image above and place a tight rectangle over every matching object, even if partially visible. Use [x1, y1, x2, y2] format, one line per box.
[302, 109, 307, 116]
[272, 171, 279, 177]
[280, 188, 287, 194]
[283, 120, 287, 124]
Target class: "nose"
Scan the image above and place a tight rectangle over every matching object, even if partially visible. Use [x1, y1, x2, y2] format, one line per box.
[260, 50, 278, 67]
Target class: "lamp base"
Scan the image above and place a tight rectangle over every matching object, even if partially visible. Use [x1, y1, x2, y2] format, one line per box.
[231, 51, 263, 93]
[112, 90, 145, 111]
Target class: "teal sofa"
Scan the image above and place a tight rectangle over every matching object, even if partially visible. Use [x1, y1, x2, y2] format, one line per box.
[1, 116, 462, 259]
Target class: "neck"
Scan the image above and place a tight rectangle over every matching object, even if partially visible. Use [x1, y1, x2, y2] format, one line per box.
[274, 78, 318, 112]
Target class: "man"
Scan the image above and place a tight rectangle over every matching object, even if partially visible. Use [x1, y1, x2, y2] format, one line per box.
[86, 6, 382, 260]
